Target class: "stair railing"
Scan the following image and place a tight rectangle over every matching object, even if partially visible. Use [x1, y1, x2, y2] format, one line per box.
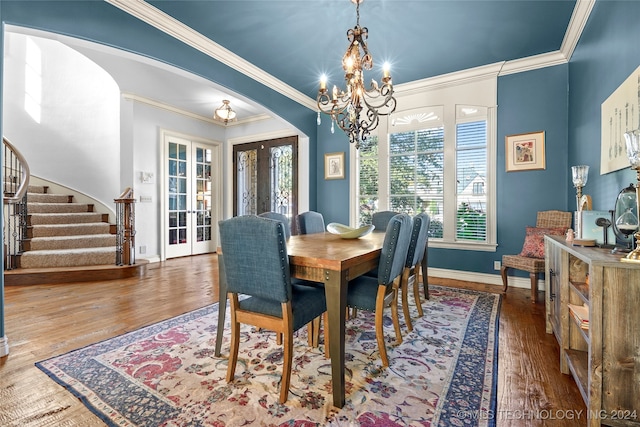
[3, 137, 30, 270]
[114, 187, 136, 266]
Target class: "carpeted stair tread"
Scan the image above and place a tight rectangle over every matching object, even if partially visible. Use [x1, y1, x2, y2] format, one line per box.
[29, 212, 106, 225]
[27, 193, 71, 203]
[27, 185, 47, 194]
[29, 234, 117, 250]
[28, 202, 93, 214]
[30, 222, 110, 237]
[19, 247, 117, 269]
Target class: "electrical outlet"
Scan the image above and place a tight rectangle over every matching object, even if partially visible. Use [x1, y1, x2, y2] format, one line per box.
[139, 245, 146, 254]
[493, 261, 501, 270]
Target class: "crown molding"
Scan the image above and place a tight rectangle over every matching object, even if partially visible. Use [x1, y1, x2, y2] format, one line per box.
[396, 62, 505, 95]
[122, 92, 271, 126]
[498, 50, 569, 76]
[106, 0, 317, 111]
[561, 0, 596, 60]
[108, 0, 593, 111]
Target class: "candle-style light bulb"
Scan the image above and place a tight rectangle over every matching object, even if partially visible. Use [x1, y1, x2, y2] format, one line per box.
[383, 62, 391, 79]
[320, 74, 327, 91]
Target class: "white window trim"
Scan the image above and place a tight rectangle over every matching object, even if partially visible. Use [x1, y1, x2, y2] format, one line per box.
[350, 65, 500, 252]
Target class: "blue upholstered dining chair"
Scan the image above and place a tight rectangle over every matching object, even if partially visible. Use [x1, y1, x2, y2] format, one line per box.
[259, 211, 323, 346]
[219, 215, 327, 404]
[346, 213, 413, 367]
[372, 210, 399, 232]
[296, 211, 325, 234]
[258, 211, 291, 239]
[399, 213, 430, 332]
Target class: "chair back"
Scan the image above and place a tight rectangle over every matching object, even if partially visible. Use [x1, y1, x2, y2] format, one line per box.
[536, 210, 572, 229]
[406, 213, 430, 268]
[219, 215, 291, 303]
[258, 211, 291, 239]
[378, 213, 413, 286]
[372, 210, 399, 232]
[297, 211, 325, 234]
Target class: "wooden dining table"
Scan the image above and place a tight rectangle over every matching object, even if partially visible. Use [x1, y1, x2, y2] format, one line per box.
[214, 231, 386, 408]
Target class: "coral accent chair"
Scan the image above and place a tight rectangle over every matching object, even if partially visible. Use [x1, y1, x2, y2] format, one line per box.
[501, 210, 572, 303]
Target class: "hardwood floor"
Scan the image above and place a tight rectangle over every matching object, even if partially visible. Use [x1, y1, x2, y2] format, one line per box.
[0, 254, 585, 426]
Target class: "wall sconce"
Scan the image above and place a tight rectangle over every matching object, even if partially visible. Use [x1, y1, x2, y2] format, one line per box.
[622, 130, 640, 263]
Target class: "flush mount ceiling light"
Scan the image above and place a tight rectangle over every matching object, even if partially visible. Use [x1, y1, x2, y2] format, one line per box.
[316, 0, 396, 149]
[214, 100, 237, 125]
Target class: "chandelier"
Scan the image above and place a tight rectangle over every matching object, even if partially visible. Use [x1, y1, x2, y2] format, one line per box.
[316, 0, 396, 149]
[214, 100, 237, 125]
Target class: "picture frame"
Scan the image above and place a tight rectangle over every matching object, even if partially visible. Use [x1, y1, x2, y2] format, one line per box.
[600, 64, 640, 175]
[324, 152, 345, 180]
[505, 131, 546, 172]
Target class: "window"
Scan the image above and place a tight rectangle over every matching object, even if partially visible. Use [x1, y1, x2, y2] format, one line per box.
[352, 72, 498, 251]
[455, 107, 487, 242]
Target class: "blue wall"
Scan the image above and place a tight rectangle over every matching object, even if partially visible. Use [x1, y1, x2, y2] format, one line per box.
[568, 0, 640, 210]
[494, 65, 570, 262]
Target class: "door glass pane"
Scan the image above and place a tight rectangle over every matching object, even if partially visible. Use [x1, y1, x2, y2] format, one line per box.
[270, 145, 293, 220]
[194, 147, 212, 243]
[236, 149, 257, 216]
[168, 141, 189, 246]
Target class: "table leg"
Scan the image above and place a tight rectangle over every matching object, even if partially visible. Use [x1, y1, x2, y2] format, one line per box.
[324, 269, 348, 408]
[215, 253, 227, 357]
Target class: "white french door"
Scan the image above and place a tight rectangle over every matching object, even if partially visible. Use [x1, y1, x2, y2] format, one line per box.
[164, 134, 220, 259]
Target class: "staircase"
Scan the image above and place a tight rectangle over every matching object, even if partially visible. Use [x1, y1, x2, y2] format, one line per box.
[3, 137, 146, 285]
[19, 185, 117, 269]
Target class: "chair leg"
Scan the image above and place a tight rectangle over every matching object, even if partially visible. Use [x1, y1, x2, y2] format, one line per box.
[279, 302, 293, 404]
[226, 297, 240, 383]
[400, 269, 413, 332]
[413, 268, 424, 317]
[500, 265, 509, 293]
[323, 311, 330, 359]
[279, 329, 293, 404]
[529, 273, 538, 303]
[390, 284, 402, 346]
[421, 258, 430, 300]
[307, 317, 320, 347]
[375, 286, 390, 367]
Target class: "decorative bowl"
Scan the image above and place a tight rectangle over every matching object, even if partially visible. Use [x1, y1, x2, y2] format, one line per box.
[326, 223, 375, 239]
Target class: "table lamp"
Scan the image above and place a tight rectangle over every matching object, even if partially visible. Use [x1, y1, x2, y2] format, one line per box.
[572, 165, 589, 209]
[622, 129, 640, 263]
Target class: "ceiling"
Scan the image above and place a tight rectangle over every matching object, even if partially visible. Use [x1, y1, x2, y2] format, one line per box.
[12, 0, 589, 125]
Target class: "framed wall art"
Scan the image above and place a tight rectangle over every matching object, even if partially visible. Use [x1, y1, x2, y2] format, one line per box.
[600, 64, 640, 175]
[324, 152, 345, 180]
[505, 131, 546, 172]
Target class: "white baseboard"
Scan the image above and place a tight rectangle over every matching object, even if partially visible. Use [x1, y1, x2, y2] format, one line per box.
[428, 267, 545, 290]
[0, 335, 8, 357]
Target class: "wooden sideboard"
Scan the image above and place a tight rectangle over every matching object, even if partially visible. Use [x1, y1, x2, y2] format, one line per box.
[545, 235, 640, 427]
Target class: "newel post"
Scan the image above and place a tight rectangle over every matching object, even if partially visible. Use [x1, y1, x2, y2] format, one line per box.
[114, 188, 136, 266]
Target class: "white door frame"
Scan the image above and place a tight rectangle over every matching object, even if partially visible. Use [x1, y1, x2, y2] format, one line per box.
[160, 129, 222, 261]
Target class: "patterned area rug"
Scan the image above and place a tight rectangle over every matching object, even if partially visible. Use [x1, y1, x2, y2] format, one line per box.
[36, 286, 501, 426]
